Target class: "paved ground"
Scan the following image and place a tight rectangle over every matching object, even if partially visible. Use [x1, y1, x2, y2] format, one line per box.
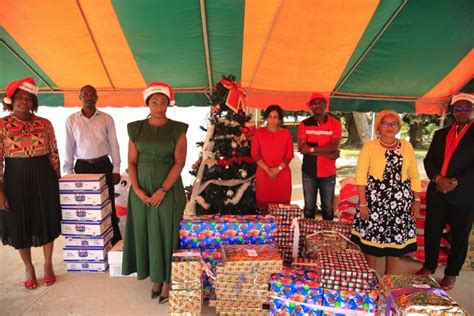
[1, 153, 472, 315]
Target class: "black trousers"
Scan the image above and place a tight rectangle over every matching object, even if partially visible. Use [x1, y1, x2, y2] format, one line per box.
[74, 158, 122, 245]
[423, 189, 473, 276]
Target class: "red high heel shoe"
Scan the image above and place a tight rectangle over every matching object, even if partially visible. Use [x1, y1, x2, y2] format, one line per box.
[439, 276, 456, 291]
[44, 275, 56, 286]
[24, 279, 38, 289]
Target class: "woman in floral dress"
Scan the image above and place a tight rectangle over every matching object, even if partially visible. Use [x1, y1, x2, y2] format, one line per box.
[351, 110, 421, 274]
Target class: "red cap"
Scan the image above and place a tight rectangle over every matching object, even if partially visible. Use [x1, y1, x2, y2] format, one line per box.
[307, 92, 329, 108]
[3, 77, 39, 105]
[143, 81, 175, 105]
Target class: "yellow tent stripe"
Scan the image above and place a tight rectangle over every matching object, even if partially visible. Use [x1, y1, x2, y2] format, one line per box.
[78, 0, 146, 89]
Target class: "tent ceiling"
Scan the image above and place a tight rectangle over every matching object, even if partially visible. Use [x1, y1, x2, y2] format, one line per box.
[1, 0, 473, 113]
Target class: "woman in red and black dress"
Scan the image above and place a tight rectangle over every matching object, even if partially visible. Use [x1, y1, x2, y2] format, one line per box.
[0, 77, 61, 289]
[251, 105, 294, 209]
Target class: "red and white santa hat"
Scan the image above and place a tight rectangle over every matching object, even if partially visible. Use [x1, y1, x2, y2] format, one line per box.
[3, 77, 39, 105]
[143, 81, 175, 105]
[450, 92, 474, 105]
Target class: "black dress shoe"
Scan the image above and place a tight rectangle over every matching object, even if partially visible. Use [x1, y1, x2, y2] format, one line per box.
[151, 289, 161, 299]
[158, 296, 169, 304]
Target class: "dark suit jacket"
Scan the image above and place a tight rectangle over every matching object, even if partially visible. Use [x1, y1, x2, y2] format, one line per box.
[424, 122, 474, 206]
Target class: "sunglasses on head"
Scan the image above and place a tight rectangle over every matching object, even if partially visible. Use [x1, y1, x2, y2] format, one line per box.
[453, 105, 473, 113]
[381, 121, 399, 129]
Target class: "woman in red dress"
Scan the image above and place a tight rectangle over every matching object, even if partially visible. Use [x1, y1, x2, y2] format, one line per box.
[251, 105, 294, 209]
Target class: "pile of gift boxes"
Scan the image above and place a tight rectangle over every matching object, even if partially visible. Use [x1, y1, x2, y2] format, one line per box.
[169, 249, 203, 315]
[59, 174, 112, 272]
[178, 214, 277, 301]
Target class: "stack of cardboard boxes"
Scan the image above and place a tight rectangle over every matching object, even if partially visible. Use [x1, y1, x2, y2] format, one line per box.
[59, 174, 112, 272]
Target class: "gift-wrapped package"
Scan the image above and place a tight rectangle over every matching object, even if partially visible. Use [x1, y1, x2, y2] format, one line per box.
[169, 289, 202, 314]
[180, 215, 277, 249]
[269, 268, 378, 314]
[171, 249, 202, 290]
[305, 230, 360, 258]
[380, 275, 466, 315]
[220, 244, 283, 276]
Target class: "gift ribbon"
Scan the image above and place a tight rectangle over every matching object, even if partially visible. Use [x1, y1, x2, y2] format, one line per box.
[270, 295, 374, 316]
[219, 78, 246, 113]
[385, 287, 450, 316]
[291, 217, 300, 259]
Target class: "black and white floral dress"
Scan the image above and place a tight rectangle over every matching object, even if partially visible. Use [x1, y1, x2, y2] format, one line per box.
[351, 144, 417, 257]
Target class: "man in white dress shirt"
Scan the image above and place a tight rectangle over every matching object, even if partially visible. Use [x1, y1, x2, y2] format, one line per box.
[64, 85, 122, 244]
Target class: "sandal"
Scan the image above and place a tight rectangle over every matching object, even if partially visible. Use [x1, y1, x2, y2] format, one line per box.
[44, 275, 56, 286]
[439, 276, 456, 291]
[24, 279, 38, 290]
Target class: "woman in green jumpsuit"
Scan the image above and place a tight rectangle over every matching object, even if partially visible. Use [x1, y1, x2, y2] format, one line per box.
[122, 82, 187, 303]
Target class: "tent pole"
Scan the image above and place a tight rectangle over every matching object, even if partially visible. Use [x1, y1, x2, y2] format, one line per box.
[200, 0, 213, 94]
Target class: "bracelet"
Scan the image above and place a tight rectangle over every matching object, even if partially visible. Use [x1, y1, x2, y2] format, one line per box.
[158, 186, 168, 193]
[414, 198, 420, 201]
[359, 204, 368, 207]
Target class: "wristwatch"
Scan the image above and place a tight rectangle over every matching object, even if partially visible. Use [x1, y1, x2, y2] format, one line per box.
[158, 186, 168, 193]
[278, 166, 283, 171]
[309, 147, 315, 153]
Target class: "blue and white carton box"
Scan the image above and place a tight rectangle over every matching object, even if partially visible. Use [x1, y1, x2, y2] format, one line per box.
[61, 215, 112, 236]
[65, 259, 109, 272]
[60, 186, 109, 207]
[59, 174, 106, 192]
[61, 200, 112, 222]
[64, 227, 113, 248]
[63, 241, 112, 261]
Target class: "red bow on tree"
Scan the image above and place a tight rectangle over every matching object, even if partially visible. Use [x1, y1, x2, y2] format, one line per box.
[219, 78, 246, 113]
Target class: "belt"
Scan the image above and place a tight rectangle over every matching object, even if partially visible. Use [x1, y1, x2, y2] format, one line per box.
[77, 155, 109, 164]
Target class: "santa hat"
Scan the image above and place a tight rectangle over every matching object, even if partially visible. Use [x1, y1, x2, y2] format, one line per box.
[450, 93, 474, 105]
[143, 81, 175, 105]
[307, 92, 330, 108]
[3, 77, 39, 105]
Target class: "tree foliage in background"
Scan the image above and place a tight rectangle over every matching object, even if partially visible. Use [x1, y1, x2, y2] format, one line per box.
[186, 75, 257, 215]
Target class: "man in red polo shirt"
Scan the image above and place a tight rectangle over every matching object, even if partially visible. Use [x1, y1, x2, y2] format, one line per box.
[298, 93, 342, 219]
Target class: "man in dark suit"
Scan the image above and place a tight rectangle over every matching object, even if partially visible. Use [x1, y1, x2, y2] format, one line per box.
[417, 93, 474, 290]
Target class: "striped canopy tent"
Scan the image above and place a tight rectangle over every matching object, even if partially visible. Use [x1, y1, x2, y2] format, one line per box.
[1, 0, 473, 114]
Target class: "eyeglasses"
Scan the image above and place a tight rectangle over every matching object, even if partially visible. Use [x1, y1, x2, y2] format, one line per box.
[453, 105, 473, 113]
[309, 100, 326, 107]
[381, 121, 399, 129]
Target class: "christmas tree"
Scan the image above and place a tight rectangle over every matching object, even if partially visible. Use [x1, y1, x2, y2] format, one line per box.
[185, 75, 257, 215]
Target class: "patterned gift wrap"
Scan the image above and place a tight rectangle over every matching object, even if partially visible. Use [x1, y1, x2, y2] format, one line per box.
[215, 287, 270, 301]
[295, 219, 353, 259]
[315, 250, 377, 290]
[169, 289, 202, 314]
[379, 275, 467, 315]
[268, 204, 303, 267]
[209, 299, 265, 308]
[270, 268, 378, 314]
[180, 215, 277, 249]
[220, 244, 283, 275]
[215, 308, 267, 315]
[305, 231, 360, 258]
[171, 249, 202, 290]
[200, 248, 222, 300]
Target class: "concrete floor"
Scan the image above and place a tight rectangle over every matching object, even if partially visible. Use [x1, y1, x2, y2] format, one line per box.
[1, 154, 472, 315]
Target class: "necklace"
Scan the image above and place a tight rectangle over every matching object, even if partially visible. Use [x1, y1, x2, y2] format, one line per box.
[379, 138, 398, 147]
